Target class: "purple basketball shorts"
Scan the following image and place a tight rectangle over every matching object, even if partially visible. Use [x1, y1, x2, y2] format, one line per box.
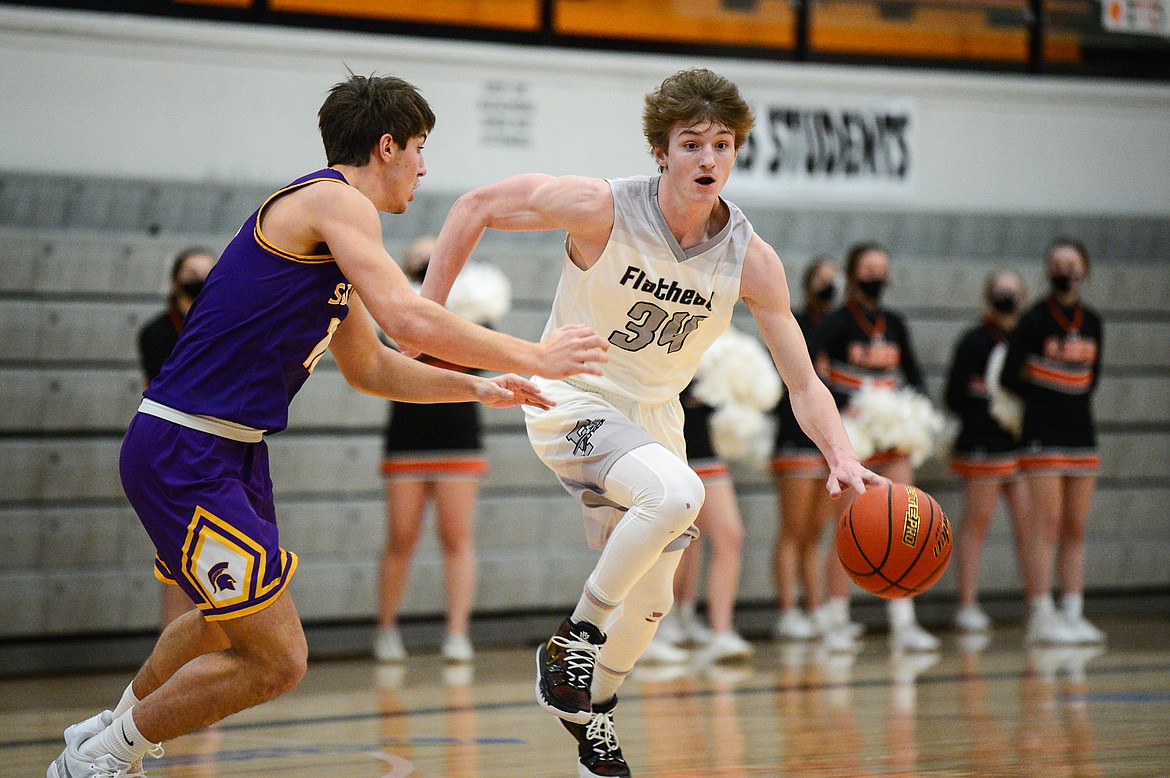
[120, 413, 298, 621]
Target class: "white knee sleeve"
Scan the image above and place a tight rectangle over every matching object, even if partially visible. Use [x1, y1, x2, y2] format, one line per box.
[595, 550, 683, 689]
[588, 444, 704, 605]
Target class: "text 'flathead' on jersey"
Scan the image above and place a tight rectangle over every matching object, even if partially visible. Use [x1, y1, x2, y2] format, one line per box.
[620, 266, 714, 311]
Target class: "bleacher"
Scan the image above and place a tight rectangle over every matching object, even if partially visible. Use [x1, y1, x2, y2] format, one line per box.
[1, 176, 1167, 656]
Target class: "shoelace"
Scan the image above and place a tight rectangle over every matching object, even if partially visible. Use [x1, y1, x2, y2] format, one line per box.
[585, 711, 621, 758]
[122, 743, 165, 778]
[550, 632, 600, 689]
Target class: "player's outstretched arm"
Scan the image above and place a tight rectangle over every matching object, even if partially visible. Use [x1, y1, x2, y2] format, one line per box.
[329, 294, 554, 410]
[420, 173, 614, 305]
[310, 183, 607, 379]
[740, 235, 888, 498]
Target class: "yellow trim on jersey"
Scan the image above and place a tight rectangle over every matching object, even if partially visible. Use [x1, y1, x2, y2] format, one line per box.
[253, 176, 348, 264]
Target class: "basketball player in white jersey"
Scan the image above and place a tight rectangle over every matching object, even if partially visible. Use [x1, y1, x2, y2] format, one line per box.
[420, 69, 884, 777]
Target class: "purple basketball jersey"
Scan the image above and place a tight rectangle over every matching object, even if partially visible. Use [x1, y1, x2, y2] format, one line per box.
[146, 169, 353, 432]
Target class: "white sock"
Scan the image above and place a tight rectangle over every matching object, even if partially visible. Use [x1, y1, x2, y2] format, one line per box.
[887, 598, 915, 629]
[827, 597, 849, 626]
[572, 581, 618, 632]
[113, 682, 140, 718]
[1029, 593, 1055, 616]
[83, 709, 155, 764]
[1061, 592, 1084, 620]
[590, 663, 627, 705]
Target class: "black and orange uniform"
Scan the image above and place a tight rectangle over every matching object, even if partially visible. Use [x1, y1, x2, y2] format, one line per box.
[945, 316, 1019, 479]
[771, 308, 829, 479]
[818, 299, 925, 467]
[381, 354, 489, 481]
[137, 303, 184, 385]
[681, 383, 729, 482]
[1001, 296, 1102, 474]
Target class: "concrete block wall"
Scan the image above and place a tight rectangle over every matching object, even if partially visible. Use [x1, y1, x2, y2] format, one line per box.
[0, 178, 1167, 640]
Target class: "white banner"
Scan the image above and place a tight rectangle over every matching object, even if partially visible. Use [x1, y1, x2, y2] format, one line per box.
[731, 97, 916, 199]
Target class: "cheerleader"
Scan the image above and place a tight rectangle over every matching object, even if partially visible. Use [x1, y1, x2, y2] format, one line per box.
[945, 270, 1034, 634]
[375, 236, 507, 663]
[647, 384, 754, 664]
[770, 257, 859, 647]
[818, 242, 938, 652]
[1001, 239, 1104, 645]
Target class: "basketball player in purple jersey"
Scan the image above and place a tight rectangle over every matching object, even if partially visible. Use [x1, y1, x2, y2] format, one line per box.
[49, 74, 608, 778]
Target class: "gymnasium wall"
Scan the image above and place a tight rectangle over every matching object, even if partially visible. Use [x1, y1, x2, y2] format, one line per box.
[0, 7, 1167, 644]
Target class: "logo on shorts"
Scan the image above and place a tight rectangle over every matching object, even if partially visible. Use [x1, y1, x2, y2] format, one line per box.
[567, 419, 605, 456]
[208, 561, 238, 593]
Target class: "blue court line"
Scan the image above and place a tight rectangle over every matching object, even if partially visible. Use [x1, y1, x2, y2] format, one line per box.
[1064, 691, 1170, 704]
[6, 659, 1169, 751]
[156, 737, 526, 767]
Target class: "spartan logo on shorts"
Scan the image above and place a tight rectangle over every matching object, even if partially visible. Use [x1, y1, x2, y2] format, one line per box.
[567, 419, 605, 456]
[208, 561, 238, 594]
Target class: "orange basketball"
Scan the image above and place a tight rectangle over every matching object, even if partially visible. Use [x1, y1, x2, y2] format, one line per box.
[836, 482, 952, 598]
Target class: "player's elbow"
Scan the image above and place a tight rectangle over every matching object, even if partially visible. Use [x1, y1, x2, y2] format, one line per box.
[383, 300, 440, 355]
[449, 187, 496, 230]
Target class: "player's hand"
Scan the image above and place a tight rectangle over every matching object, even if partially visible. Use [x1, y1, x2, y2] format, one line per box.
[535, 324, 609, 378]
[826, 459, 889, 499]
[475, 374, 557, 410]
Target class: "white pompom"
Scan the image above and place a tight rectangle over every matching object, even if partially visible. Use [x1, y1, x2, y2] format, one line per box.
[984, 342, 1023, 439]
[709, 403, 772, 467]
[841, 413, 875, 462]
[849, 382, 947, 467]
[692, 326, 782, 412]
[446, 262, 513, 325]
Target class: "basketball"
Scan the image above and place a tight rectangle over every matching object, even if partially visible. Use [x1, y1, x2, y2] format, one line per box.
[836, 482, 952, 598]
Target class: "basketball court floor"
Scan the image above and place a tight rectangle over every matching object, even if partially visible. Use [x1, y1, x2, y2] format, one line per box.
[5, 614, 1169, 777]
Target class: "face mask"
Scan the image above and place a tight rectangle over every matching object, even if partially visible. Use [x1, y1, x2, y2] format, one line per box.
[857, 279, 885, 301]
[990, 292, 1018, 314]
[1050, 274, 1072, 294]
[814, 283, 836, 304]
[179, 280, 205, 299]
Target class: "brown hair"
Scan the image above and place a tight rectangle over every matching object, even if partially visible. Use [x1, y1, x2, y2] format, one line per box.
[982, 268, 1027, 307]
[1046, 237, 1091, 277]
[844, 241, 888, 281]
[170, 246, 215, 282]
[318, 72, 436, 166]
[642, 69, 755, 156]
[802, 255, 837, 295]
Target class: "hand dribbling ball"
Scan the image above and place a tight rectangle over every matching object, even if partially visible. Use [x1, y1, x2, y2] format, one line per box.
[836, 482, 952, 598]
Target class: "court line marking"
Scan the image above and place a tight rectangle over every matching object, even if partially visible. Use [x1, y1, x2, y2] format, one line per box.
[6, 658, 1169, 751]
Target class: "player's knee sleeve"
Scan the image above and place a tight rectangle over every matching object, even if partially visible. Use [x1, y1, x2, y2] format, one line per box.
[621, 552, 678, 623]
[605, 443, 704, 538]
[595, 551, 683, 677]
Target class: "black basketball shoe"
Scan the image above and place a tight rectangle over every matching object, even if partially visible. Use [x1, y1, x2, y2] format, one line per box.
[536, 617, 606, 723]
[560, 696, 631, 778]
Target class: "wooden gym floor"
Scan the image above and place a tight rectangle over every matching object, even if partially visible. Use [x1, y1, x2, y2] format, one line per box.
[4, 614, 1169, 777]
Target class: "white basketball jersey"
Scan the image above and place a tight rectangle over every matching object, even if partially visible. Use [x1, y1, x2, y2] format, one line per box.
[543, 175, 753, 404]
